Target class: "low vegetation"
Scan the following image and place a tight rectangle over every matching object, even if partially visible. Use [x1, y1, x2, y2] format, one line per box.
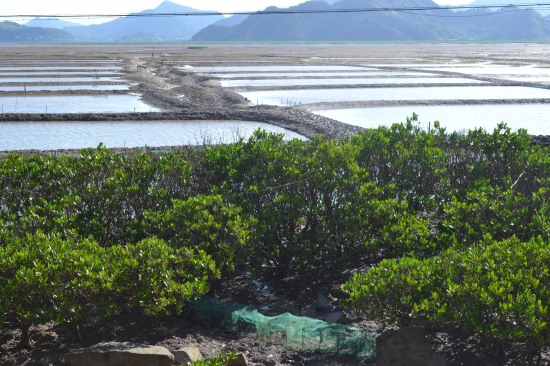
[1, 116, 549, 348]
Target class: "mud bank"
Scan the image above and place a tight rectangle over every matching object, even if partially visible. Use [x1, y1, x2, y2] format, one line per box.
[0, 107, 361, 141]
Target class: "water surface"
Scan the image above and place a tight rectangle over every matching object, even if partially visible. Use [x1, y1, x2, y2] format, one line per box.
[427, 66, 550, 76]
[0, 121, 306, 151]
[0, 66, 122, 71]
[0, 95, 158, 113]
[190, 65, 373, 73]
[214, 71, 437, 78]
[222, 77, 484, 87]
[0, 71, 121, 76]
[315, 104, 550, 135]
[240, 86, 550, 106]
[0, 85, 129, 92]
[0, 77, 121, 83]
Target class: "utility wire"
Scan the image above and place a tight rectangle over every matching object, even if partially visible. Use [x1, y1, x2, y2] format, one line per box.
[1, 2, 550, 20]
[401, 7, 533, 18]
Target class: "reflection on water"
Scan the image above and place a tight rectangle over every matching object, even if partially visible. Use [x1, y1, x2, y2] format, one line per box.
[0, 77, 121, 83]
[314, 104, 550, 135]
[0, 85, 129, 92]
[0, 95, 158, 113]
[427, 66, 550, 76]
[0, 66, 123, 71]
[222, 77, 484, 87]
[214, 71, 437, 78]
[190, 65, 373, 73]
[240, 86, 550, 106]
[0, 71, 121, 76]
[0, 121, 306, 151]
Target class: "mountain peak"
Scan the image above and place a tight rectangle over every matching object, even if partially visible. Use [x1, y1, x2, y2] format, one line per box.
[26, 17, 81, 29]
[149, 1, 213, 14]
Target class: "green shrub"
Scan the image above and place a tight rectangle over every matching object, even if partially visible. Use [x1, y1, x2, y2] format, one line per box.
[343, 235, 550, 344]
[144, 195, 252, 274]
[187, 352, 237, 366]
[111, 237, 219, 318]
[0, 232, 110, 346]
[0, 233, 218, 347]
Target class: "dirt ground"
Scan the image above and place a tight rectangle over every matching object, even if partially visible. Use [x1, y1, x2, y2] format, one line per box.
[2, 43, 550, 365]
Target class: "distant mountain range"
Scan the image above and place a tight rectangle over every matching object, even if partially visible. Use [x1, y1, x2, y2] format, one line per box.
[468, 0, 550, 16]
[2, 1, 223, 43]
[25, 18, 82, 29]
[63, 1, 223, 42]
[193, 0, 550, 41]
[1, 0, 549, 43]
[0, 21, 76, 43]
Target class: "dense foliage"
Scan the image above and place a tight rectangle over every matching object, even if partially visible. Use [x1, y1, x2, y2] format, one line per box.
[343, 235, 550, 344]
[1, 118, 550, 346]
[0, 232, 217, 347]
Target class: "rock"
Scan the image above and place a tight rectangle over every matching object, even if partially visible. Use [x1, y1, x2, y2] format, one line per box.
[173, 346, 203, 363]
[316, 293, 331, 309]
[62, 342, 174, 366]
[377, 335, 407, 365]
[407, 342, 433, 365]
[227, 353, 249, 366]
[324, 310, 346, 324]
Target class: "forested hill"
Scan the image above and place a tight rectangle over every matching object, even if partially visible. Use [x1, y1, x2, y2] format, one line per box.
[192, 0, 550, 41]
[0, 21, 75, 43]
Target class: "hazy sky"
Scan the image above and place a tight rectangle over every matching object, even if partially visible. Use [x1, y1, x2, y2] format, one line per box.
[0, 0, 476, 24]
[0, 0, 474, 24]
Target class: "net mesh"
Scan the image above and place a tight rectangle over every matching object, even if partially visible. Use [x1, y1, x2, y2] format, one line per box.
[189, 296, 377, 359]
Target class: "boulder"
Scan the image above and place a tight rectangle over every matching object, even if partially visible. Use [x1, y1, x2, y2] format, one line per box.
[63, 342, 174, 366]
[324, 310, 346, 324]
[227, 353, 249, 366]
[316, 293, 331, 309]
[172, 346, 203, 363]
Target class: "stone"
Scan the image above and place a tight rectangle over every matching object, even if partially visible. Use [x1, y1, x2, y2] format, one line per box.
[227, 353, 249, 366]
[324, 310, 346, 324]
[316, 293, 331, 309]
[172, 346, 203, 363]
[377, 335, 407, 366]
[62, 342, 174, 366]
[407, 342, 434, 366]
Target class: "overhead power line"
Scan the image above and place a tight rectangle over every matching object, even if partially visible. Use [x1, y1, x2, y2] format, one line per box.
[1, 2, 550, 20]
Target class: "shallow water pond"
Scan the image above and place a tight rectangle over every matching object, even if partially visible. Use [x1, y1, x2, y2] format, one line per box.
[0, 121, 306, 151]
[240, 86, 550, 106]
[0, 95, 158, 114]
[0, 76, 121, 83]
[0, 85, 129, 92]
[0, 66, 122, 71]
[221, 77, 484, 87]
[314, 104, 550, 135]
[190, 65, 374, 73]
[0, 71, 121, 76]
[427, 66, 550, 76]
[214, 71, 438, 78]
